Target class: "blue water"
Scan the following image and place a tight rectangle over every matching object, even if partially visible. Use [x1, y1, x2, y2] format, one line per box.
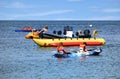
[0, 21, 120, 79]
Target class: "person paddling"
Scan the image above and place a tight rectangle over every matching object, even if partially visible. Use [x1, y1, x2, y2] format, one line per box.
[57, 42, 70, 54]
[79, 42, 88, 52]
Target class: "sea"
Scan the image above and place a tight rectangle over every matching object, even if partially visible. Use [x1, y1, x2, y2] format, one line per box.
[0, 21, 120, 79]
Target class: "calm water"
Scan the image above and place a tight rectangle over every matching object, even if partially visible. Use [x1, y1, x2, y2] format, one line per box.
[0, 21, 120, 79]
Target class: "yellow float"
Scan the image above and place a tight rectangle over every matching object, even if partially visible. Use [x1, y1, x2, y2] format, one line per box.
[33, 38, 106, 47]
[25, 32, 39, 39]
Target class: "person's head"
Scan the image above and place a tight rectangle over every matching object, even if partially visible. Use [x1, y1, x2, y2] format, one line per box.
[44, 26, 48, 29]
[78, 30, 82, 34]
[83, 42, 87, 45]
[58, 42, 63, 47]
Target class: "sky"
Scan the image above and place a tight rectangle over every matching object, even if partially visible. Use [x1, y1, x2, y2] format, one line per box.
[0, 0, 120, 20]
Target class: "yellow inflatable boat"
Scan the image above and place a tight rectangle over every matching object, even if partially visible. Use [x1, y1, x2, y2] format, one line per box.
[33, 38, 106, 47]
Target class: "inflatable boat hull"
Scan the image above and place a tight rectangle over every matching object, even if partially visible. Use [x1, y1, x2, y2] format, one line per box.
[33, 38, 106, 47]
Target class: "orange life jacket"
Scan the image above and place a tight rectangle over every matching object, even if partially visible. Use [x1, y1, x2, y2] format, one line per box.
[80, 44, 86, 52]
[21, 27, 24, 30]
[57, 46, 67, 54]
[57, 46, 63, 52]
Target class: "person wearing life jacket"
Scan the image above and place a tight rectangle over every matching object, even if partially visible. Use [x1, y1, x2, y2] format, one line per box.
[57, 42, 69, 54]
[93, 29, 98, 39]
[29, 26, 33, 30]
[26, 27, 29, 30]
[79, 42, 88, 52]
[21, 27, 24, 30]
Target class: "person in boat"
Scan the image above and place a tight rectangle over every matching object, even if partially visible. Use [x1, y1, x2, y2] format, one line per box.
[41, 26, 48, 32]
[29, 26, 33, 30]
[83, 29, 91, 38]
[57, 42, 70, 54]
[78, 30, 83, 38]
[26, 27, 33, 30]
[35, 26, 48, 38]
[22, 27, 33, 30]
[79, 42, 89, 52]
[39, 26, 48, 38]
[21, 27, 24, 30]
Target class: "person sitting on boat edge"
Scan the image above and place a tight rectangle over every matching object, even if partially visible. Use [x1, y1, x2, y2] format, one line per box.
[57, 42, 70, 54]
[35, 26, 48, 38]
[79, 42, 89, 53]
[41, 26, 48, 33]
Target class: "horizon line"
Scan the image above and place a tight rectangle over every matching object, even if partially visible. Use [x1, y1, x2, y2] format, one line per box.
[0, 20, 120, 21]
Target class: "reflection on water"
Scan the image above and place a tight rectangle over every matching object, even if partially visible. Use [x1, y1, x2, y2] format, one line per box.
[55, 56, 89, 62]
[80, 56, 88, 61]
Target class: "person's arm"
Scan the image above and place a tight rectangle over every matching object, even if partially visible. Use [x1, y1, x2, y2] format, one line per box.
[39, 28, 44, 33]
[62, 48, 69, 54]
[42, 28, 48, 32]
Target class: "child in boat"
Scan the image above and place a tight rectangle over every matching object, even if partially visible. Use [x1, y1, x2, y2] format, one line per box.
[57, 42, 70, 54]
